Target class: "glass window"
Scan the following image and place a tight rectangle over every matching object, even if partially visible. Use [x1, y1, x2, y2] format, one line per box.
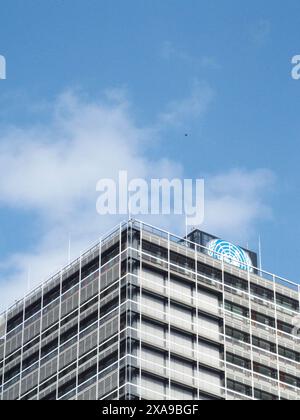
[142, 320, 165, 341]
[198, 367, 221, 393]
[253, 363, 277, 379]
[197, 288, 219, 311]
[170, 357, 194, 379]
[170, 277, 192, 301]
[227, 353, 251, 369]
[139, 347, 166, 375]
[141, 294, 165, 314]
[227, 379, 252, 397]
[169, 303, 192, 326]
[197, 313, 220, 339]
[141, 375, 165, 398]
[169, 329, 193, 356]
[198, 340, 220, 366]
[170, 384, 194, 400]
[140, 268, 165, 287]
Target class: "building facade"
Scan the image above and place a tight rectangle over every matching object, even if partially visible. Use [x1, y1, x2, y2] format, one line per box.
[0, 220, 299, 400]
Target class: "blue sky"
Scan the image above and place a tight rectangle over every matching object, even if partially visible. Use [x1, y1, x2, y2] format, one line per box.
[0, 0, 300, 308]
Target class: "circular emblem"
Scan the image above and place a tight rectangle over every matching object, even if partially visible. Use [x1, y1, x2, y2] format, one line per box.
[207, 239, 253, 272]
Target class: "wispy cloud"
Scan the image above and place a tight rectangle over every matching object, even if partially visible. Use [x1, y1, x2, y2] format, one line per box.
[203, 169, 275, 243]
[0, 90, 274, 311]
[0, 90, 181, 309]
[159, 80, 215, 127]
[161, 41, 219, 69]
[249, 19, 271, 47]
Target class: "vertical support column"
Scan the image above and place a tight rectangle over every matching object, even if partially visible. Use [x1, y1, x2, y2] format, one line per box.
[298, 283, 300, 316]
[272, 275, 281, 400]
[167, 232, 171, 400]
[221, 256, 228, 400]
[117, 223, 122, 399]
[298, 283, 300, 338]
[195, 245, 200, 400]
[247, 266, 255, 400]
[0, 309, 8, 401]
[55, 269, 63, 400]
[75, 252, 82, 400]
[37, 283, 44, 400]
[138, 221, 143, 399]
[96, 236, 102, 400]
[125, 220, 131, 398]
[18, 297, 26, 400]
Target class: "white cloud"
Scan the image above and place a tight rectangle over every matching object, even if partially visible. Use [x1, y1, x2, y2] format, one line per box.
[203, 169, 275, 243]
[249, 19, 271, 47]
[0, 90, 274, 311]
[159, 80, 215, 127]
[161, 41, 219, 69]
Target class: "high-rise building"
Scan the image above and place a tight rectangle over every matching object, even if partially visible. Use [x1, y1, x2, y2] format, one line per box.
[0, 220, 299, 400]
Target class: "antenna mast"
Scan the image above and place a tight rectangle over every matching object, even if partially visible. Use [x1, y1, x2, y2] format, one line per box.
[185, 216, 188, 239]
[68, 235, 71, 264]
[258, 235, 263, 274]
[27, 266, 31, 293]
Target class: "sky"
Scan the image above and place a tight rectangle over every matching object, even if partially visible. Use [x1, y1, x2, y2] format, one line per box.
[0, 0, 300, 310]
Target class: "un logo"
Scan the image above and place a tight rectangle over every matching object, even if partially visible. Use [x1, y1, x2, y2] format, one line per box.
[207, 239, 253, 272]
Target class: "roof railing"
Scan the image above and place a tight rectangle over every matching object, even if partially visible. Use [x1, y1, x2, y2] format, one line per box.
[1, 218, 299, 317]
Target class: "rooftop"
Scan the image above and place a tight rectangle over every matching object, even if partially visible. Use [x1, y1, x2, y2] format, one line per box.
[1, 219, 299, 317]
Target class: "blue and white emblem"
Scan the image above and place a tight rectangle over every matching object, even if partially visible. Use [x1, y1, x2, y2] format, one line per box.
[207, 239, 253, 272]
